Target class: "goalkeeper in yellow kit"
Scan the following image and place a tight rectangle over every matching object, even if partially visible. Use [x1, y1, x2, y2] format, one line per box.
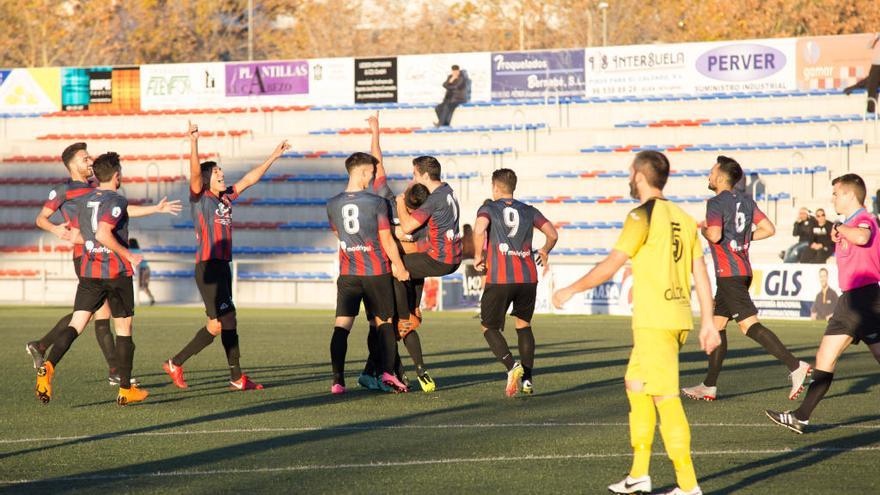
[553, 151, 720, 495]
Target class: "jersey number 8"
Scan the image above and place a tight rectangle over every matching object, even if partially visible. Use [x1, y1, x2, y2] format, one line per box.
[342, 204, 360, 234]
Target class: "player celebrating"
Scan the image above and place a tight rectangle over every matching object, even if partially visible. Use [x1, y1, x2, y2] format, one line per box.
[553, 151, 718, 495]
[162, 122, 289, 391]
[682, 156, 810, 402]
[358, 112, 427, 390]
[767, 174, 880, 434]
[35, 153, 150, 405]
[28, 142, 180, 385]
[394, 155, 463, 392]
[472, 168, 557, 396]
[327, 150, 410, 394]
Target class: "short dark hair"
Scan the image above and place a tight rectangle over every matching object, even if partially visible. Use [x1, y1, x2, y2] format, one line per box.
[832, 173, 867, 204]
[492, 168, 517, 193]
[92, 152, 121, 182]
[451, 65, 460, 70]
[404, 183, 430, 210]
[632, 150, 670, 190]
[815, 208, 825, 215]
[819, 267, 828, 275]
[200, 161, 218, 186]
[61, 142, 87, 169]
[716, 155, 743, 186]
[413, 156, 442, 181]
[344, 152, 378, 174]
[129, 238, 140, 249]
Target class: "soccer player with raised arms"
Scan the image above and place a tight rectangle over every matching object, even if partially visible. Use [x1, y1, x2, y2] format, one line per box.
[767, 173, 880, 433]
[472, 168, 558, 396]
[553, 151, 719, 495]
[162, 122, 289, 391]
[682, 156, 811, 402]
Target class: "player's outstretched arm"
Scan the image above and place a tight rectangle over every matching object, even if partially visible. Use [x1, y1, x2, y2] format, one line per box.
[95, 221, 141, 267]
[752, 217, 776, 241]
[188, 121, 203, 195]
[235, 140, 291, 195]
[367, 111, 386, 180]
[472, 215, 489, 271]
[693, 256, 720, 355]
[128, 197, 183, 218]
[552, 249, 627, 309]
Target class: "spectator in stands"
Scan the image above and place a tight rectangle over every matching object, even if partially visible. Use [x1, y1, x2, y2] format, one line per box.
[799, 208, 835, 264]
[781, 207, 816, 262]
[810, 268, 838, 321]
[434, 65, 469, 127]
[745, 172, 766, 200]
[129, 238, 155, 306]
[843, 32, 880, 113]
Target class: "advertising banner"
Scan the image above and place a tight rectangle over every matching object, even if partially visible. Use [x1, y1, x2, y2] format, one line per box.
[0, 68, 61, 113]
[140, 62, 227, 110]
[354, 57, 397, 103]
[584, 38, 797, 96]
[225, 60, 309, 97]
[308, 57, 355, 105]
[796, 33, 876, 90]
[398, 52, 491, 103]
[62, 66, 140, 111]
[539, 262, 841, 320]
[491, 49, 585, 100]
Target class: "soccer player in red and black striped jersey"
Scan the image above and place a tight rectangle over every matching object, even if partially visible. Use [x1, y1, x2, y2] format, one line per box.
[326, 151, 410, 394]
[34, 153, 151, 405]
[682, 156, 811, 403]
[394, 155, 463, 392]
[162, 122, 289, 392]
[27, 142, 180, 385]
[472, 169, 558, 396]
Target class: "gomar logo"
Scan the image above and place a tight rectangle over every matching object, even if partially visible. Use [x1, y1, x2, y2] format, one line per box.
[696, 44, 785, 82]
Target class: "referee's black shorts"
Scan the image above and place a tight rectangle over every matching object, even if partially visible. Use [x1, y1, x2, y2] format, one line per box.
[824, 283, 880, 346]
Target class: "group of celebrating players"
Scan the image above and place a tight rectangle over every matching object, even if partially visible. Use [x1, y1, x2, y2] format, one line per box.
[23, 111, 880, 495]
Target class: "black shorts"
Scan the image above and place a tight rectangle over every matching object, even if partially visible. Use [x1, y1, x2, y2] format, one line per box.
[714, 276, 758, 322]
[402, 252, 460, 279]
[195, 260, 235, 319]
[825, 284, 880, 346]
[481, 283, 537, 330]
[72, 256, 82, 281]
[336, 274, 395, 319]
[74, 276, 135, 318]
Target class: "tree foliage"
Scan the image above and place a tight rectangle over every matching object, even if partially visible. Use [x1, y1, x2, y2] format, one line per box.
[1, 0, 878, 68]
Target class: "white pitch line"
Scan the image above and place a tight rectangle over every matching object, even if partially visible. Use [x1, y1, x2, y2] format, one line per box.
[3, 447, 880, 485]
[2, 421, 880, 445]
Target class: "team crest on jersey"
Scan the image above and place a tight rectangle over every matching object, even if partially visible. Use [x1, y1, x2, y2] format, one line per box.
[112, 206, 121, 218]
[214, 202, 232, 225]
[48, 190, 57, 200]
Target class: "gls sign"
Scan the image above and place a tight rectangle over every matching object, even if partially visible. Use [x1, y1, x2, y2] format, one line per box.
[752, 269, 804, 297]
[696, 44, 786, 81]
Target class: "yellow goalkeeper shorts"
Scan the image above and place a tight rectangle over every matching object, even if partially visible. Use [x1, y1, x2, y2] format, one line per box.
[624, 328, 689, 397]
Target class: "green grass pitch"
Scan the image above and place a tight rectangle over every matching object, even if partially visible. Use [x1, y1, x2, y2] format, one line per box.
[1, 306, 878, 494]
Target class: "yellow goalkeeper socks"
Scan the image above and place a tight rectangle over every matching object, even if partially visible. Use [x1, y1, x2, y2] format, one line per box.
[657, 396, 698, 491]
[626, 389, 656, 479]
